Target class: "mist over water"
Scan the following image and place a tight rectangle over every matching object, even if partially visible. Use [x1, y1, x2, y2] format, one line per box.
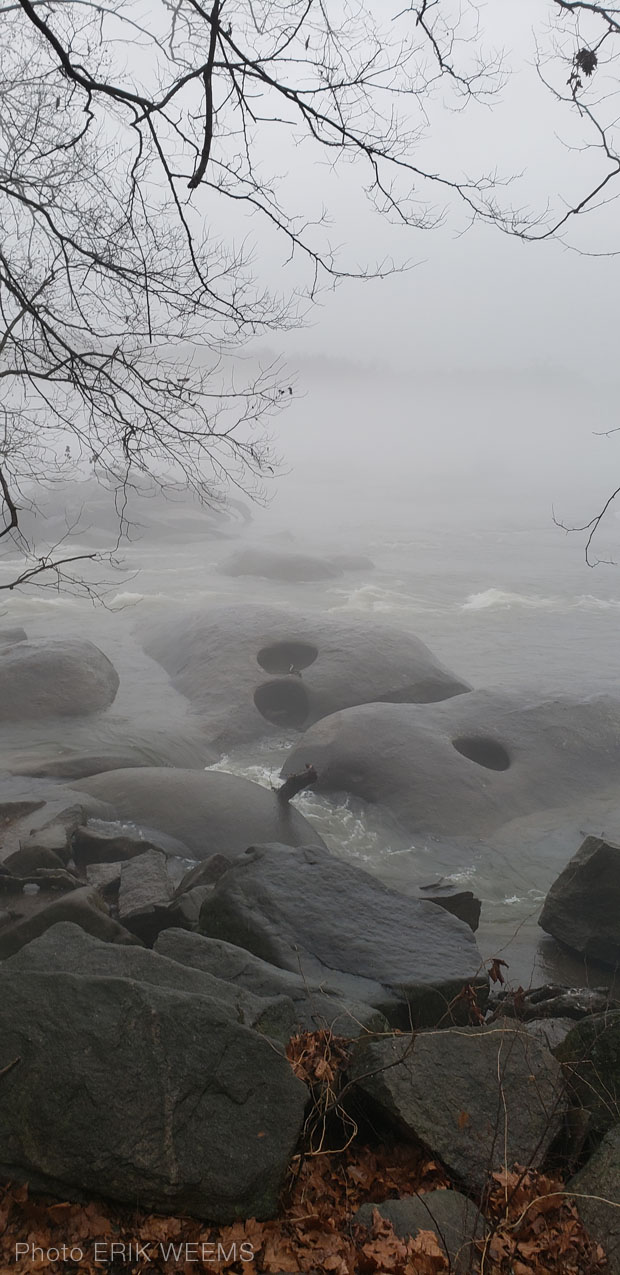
[3, 352, 620, 989]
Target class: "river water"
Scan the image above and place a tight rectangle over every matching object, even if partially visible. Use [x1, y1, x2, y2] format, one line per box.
[2, 492, 620, 991]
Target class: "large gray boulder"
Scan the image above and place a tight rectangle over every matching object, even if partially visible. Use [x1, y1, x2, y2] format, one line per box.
[570, 1125, 620, 1274]
[283, 690, 620, 840]
[73, 768, 324, 860]
[350, 1024, 564, 1193]
[141, 603, 470, 752]
[198, 843, 487, 1028]
[539, 837, 620, 966]
[354, 1189, 486, 1275]
[5, 923, 297, 1042]
[0, 967, 307, 1220]
[0, 639, 119, 720]
[154, 928, 387, 1037]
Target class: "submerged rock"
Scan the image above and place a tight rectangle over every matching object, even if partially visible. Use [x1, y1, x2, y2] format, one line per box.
[0, 966, 307, 1220]
[219, 547, 341, 582]
[73, 768, 325, 860]
[540, 837, 620, 966]
[141, 603, 470, 752]
[198, 843, 487, 1028]
[0, 639, 119, 720]
[350, 1024, 563, 1193]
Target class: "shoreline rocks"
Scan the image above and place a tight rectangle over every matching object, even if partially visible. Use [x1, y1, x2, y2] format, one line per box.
[540, 836, 620, 966]
[198, 842, 488, 1028]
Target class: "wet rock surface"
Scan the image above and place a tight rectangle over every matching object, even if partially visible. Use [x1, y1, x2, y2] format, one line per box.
[198, 842, 487, 1028]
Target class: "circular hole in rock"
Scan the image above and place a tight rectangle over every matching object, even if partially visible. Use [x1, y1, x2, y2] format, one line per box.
[256, 641, 318, 675]
[254, 680, 310, 728]
[452, 736, 511, 771]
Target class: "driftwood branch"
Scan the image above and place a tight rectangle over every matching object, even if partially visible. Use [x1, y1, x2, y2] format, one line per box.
[277, 764, 318, 805]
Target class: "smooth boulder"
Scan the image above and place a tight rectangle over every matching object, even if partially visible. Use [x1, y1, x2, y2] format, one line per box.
[0, 968, 307, 1220]
[73, 768, 325, 860]
[0, 639, 119, 720]
[350, 1024, 563, 1193]
[141, 603, 470, 752]
[539, 837, 620, 966]
[198, 843, 487, 1028]
[283, 690, 620, 840]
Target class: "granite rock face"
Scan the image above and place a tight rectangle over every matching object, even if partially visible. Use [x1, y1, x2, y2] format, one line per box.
[539, 837, 620, 966]
[0, 967, 307, 1221]
[198, 843, 487, 1028]
[155, 928, 387, 1037]
[5, 923, 297, 1042]
[350, 1024, 564, 1192]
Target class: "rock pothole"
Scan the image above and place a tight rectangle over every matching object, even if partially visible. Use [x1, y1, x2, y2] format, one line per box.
[254, 680, 310, 728]
[256, 641, 318, 676]
[452, 736, 510, 772]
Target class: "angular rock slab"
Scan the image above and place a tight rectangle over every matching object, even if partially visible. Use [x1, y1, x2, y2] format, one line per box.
[6, 923, 297, 1042]
[0, 885, 141, 958]
[283, 690, 620, 840]
[141, 602, 470, 752]
[74, 769, 325, 860]
[539, 837, 620, 966]
[155, 928, 387, 1038]
[0, 638, 119, 720]
[570, 1124, 620, 1275]
[355, 1189, 486, 1275]
[198, 843, 487, 1028]
[0, 968, 307, 1220]
[350, 1025, 563, 1193]
[556, 1012, 620, 1136]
